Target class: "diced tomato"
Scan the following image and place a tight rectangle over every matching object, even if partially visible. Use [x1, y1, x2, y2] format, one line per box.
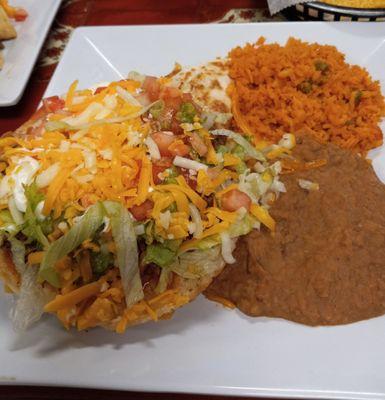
[129, 200, 154, 221]
[182, 93, 193, 102]
[152, 157, 173, 184]
[161, 86, 183, 110]
[151, 131, 175, 157]
[43, 96, 65, 113]
[143, 76, 161, 102]
[29, 106, 46, 122]
[29, 96, 64, 123]
[94, 86, 107, 94]
[221, 189, 251, 212]
[13, 8, 28, 21]
[26, 121, 44, 138]
[179, 168, 197, 190]
[170, 117, 183, 135]
[151, 132, 190, 158]
[189, 132, 208, 156]
[162, 86, 181, 99]
[207, 167, 220, 180]
[168, 140, 190, 157]
[165, 96, 183, 111]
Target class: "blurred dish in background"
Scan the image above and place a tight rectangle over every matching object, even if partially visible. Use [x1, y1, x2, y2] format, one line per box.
[0, 0, 27, 69]
[284, 1, 385, 21]
[0, 0, 60, 107]
[323, 0, 385, 7]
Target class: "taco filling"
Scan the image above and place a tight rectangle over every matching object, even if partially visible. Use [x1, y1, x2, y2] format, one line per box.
[0, 72, 289, 332]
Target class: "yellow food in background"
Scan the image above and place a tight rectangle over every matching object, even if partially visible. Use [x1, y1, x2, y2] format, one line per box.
[322, 0, 385, 8]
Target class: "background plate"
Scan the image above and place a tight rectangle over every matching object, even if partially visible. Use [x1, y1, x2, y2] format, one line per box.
[0, 0, 61, 106]
[2, 22, 385, 399]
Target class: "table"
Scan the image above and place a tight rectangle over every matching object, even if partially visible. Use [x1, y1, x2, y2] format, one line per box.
[0, 1, 285, 398]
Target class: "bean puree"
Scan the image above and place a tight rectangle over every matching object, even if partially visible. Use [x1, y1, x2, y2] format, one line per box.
[205, 135, 385, 326]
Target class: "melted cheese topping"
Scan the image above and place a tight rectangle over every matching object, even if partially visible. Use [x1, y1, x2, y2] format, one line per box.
[170, 59, 232, 115]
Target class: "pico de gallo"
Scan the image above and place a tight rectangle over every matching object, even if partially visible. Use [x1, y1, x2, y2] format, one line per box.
[0, 72, 293, 331]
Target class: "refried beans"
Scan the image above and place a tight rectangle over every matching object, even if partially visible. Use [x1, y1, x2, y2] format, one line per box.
[205, 135, 385, 326]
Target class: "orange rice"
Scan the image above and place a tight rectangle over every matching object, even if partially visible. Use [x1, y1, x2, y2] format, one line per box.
[229, 37, 385, 154]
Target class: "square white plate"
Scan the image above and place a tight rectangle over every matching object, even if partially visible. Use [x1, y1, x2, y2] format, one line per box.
[2, 22, 385, 399]
[0, 0, 61, 106]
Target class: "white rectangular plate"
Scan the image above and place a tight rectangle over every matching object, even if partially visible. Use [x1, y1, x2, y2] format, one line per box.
[1, 22, 385, 399]
[0, 0, 61, 106]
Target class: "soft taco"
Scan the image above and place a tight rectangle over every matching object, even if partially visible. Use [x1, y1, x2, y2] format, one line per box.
[0, 70, 288, 332]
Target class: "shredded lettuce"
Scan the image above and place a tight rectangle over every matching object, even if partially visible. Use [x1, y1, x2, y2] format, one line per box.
[103, 201, 143, 308]
[22, 183, 51, 248]
[8, 237, 54, 331]
[144, 242, 177, 268]
[163, 167, 178, 185]
[143, 220, 168, 245]
[176, 102, 196, 123]
[170, 245, 224, 279]
[90, 251, 114, 277]
[211, 129, 265, 161]
[155, 267, 170, 294]
[216, 145, 229, 155]
[149, 100, 165, 119]
[232, 145, 247, 173]
[197, 236, 221, 250]
[0, 209, 18, 235]
[228, 214, 257, 238]
[8, 236, 27, 276]
[239, 170, 274, 203]
[39, 202, 105, 287]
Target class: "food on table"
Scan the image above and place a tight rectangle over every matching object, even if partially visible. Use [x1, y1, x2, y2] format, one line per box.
[206, 134, 385, 326]
[0, 73, 289, 332]
[0, 0, 27, 70]
[228, 37, 385, 154]
[322, 0, 385, 8]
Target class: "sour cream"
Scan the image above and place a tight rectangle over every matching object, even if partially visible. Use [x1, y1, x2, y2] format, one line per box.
[11, 157, 40, 212]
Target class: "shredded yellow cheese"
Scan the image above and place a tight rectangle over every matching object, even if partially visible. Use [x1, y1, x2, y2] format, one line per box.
[44, 281, 102, 312]
[27, 251, 45, 266]
[250, 204, 276, 231]
[43, 168, 71, 215]
[135, 155, 152, 205]
[65, 80, 78, 108]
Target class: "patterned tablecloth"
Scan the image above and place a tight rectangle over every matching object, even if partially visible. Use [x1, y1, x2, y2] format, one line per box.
[0, 0, 286, 134]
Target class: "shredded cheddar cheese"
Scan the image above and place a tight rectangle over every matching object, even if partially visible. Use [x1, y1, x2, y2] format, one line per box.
[27, 251, 45, 266]
[0, 72, 290, 333]
[44, 281, 102, 312]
